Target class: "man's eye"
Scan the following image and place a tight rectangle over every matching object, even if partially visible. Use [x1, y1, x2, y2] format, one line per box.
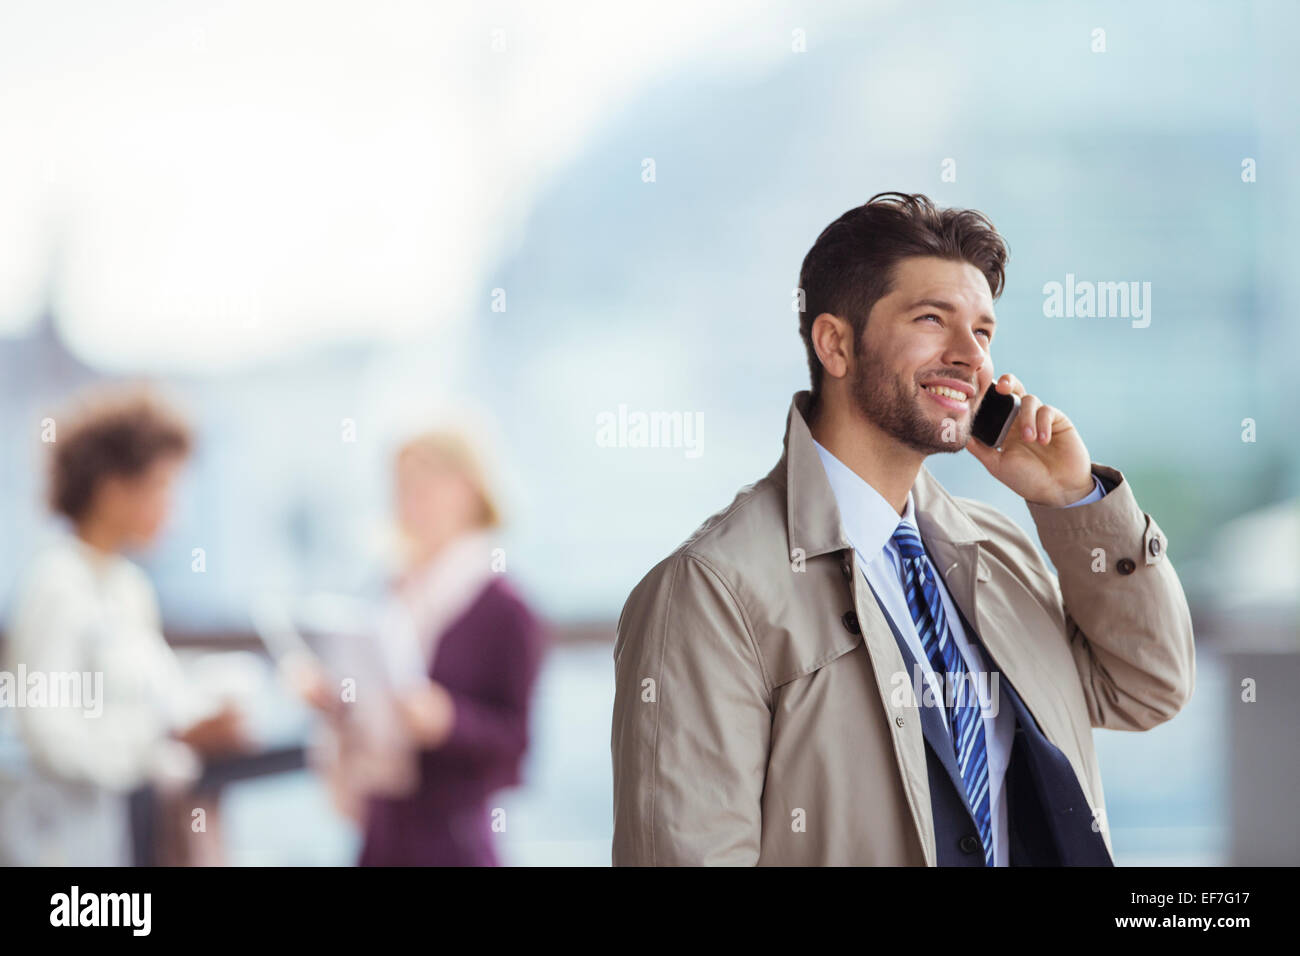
[917, 314, 991, 341]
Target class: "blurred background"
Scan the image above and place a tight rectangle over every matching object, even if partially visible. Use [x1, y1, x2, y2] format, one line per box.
[1, 0, 1297, 866]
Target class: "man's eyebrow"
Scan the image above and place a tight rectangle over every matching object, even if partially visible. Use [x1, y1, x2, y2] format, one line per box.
[904, 297, 996, 325]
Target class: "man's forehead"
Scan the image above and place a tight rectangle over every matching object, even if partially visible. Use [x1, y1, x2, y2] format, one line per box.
[887, 260, 995, 315]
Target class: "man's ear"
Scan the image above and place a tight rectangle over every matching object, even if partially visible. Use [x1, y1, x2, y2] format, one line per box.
[810, 312, 853, 382]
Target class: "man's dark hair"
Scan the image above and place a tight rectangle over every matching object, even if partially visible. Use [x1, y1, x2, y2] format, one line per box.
[49, 388, 192, 523]
[797, 191, 1009, 403]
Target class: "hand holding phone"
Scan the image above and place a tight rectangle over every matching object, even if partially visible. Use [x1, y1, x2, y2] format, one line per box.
[965, 372, 1097, 507]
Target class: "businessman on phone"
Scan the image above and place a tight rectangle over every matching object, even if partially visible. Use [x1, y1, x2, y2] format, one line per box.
[611, 192, 1195, 865]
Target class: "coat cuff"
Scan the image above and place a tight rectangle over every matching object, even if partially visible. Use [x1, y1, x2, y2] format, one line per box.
[1024, 463, 1145, 536]
[1061, 473, 1107, 509]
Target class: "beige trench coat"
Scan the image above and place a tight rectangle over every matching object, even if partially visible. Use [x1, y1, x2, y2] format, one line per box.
[611, 390, 1195, 865]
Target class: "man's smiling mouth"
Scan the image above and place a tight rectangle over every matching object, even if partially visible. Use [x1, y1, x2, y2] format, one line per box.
[921, 383, 972, 413]
[922, 384, 969, 403]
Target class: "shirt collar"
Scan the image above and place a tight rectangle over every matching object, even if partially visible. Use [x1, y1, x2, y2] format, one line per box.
[771, 391, 990, 563]
[811, 436, 917, 561]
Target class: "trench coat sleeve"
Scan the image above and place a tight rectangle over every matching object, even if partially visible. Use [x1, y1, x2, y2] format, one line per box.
[611, 551, 772, 865]
[987, 463, 1196, 731]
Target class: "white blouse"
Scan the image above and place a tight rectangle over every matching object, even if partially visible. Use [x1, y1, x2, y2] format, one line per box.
[0, 530, 209, 864]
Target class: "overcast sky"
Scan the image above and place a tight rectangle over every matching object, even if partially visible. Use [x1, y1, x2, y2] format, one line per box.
[0, 0, 864, 372]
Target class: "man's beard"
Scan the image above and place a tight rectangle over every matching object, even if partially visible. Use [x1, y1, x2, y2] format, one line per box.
[849, 346, 971, 456]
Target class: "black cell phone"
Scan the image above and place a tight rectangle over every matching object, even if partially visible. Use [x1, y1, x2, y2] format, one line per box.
[970, 384, 1021, 448]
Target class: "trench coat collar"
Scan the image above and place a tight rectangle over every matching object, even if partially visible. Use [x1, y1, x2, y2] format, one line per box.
[776, 390, 992, 561]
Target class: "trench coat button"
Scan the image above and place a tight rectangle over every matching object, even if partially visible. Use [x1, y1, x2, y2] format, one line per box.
[1116, 557, 1136, 575]
[1148, 536, 1162, 557]
[841, 611, 861, 634]
[894, 715, 905, 728]
[959, 835, 981, 854]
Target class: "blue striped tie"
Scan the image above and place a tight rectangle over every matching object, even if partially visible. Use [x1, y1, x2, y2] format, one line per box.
[891, 521, 993, 866]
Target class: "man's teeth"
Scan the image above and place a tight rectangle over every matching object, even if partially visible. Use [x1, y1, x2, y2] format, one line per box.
[924, 385, 968, 402]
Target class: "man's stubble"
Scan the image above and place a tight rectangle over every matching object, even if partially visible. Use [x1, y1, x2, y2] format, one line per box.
[848, 338, 973, 457]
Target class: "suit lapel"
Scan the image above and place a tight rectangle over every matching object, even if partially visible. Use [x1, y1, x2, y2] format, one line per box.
[861, 573, 978, 827]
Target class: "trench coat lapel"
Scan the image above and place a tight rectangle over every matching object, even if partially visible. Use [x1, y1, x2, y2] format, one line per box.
[778, 392, 943, 859]
[862, 572, 978, 826]
[911, 470, 1077, 768]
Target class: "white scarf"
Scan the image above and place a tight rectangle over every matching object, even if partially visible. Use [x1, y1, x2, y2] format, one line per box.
[394, 527, 501, 676]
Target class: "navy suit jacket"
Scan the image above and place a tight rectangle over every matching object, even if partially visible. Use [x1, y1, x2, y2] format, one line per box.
[864, 575, 1114, 866]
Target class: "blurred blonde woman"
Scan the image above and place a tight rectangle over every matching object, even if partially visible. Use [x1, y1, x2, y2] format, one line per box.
[303, 429, 548, 866]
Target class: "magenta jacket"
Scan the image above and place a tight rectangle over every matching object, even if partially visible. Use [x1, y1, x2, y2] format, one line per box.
[358, 577, 548, 866]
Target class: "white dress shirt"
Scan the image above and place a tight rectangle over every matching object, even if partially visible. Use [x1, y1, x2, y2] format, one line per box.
[0, 530, 212, 865]
[812, 439, 1104, 865]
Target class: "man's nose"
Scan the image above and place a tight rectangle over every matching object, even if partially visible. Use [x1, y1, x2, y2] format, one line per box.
[946, 338, 987, 377]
